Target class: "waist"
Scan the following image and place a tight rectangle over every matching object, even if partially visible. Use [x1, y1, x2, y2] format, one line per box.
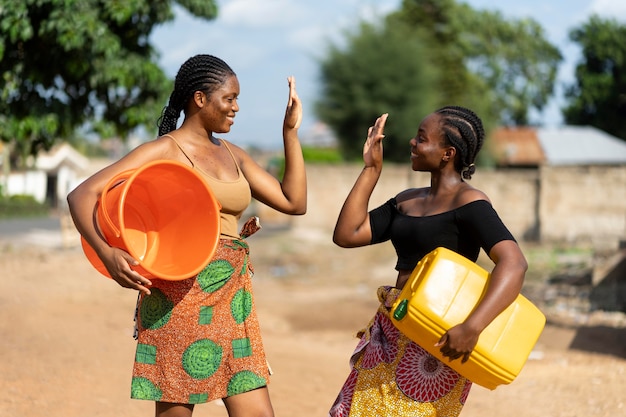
[395, 269, 412, 290]
[219, 212, 242, 239]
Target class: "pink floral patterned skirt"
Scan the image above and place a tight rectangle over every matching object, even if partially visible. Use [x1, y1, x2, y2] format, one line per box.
[329, 286, 472, 417]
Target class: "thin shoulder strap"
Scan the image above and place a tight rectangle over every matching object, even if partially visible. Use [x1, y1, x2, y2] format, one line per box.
[219, 139, 243, 174]
[161, 134, 194, 167]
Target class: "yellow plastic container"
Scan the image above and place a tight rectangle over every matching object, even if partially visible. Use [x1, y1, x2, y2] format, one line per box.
[390, 247, 545, 390]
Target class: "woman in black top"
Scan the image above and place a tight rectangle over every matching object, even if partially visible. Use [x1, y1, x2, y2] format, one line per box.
[329, 107, 527, 417]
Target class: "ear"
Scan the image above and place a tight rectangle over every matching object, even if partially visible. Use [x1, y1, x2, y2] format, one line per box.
[442, 146, 456, 162]
[193, 91, 206, 107]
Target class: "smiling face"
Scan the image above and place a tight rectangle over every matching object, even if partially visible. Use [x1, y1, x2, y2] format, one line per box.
[409, 113, 450, 172]
[201, 74, 240, 134]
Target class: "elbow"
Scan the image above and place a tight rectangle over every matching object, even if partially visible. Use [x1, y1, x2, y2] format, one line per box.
[514, 251, 529, 276]
[66, 188, 79, 209]
[510, 256, 528, 290]
[332, 231, 354, 248]
[520, 257, 529, 274]
[331, 229, 344, 247]
[287, 203, 307, 216]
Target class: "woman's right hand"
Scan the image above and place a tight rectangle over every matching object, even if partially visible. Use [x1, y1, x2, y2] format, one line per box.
[363, 113, 388, 169]
[100, 246, 152, 295]
[283, 76, 302, 130]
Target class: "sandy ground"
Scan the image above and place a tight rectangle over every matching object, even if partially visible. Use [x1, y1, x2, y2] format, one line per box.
[0, 222, 625, 417]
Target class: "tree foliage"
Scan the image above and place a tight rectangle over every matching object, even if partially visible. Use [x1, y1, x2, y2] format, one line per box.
[563, 15, 626, 141]
[0, 0, 217, 167]
[398, 0, 562, 126]
[315, 0, 562, 161]
[315, 19, 438, 162]
[457, 6, 561, 125]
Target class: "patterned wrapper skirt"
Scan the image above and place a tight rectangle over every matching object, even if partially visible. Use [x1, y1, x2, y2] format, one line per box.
[329, 286, 473, 417]
[130, 219, 270, 404]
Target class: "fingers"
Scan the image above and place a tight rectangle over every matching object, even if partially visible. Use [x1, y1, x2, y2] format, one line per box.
[287, 75, 299, 105]
[285, 75, 302, 129]
[439, 344, 466, 361]
[368, 113, 388, 141]
[110, 251, 152, 295]
[436, 332, 472, 362]
[288, 75, 297, 95]
[435, 333, 448, 347]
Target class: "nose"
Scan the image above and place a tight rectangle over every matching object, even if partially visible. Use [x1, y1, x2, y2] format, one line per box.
[232, 99, 239, 112]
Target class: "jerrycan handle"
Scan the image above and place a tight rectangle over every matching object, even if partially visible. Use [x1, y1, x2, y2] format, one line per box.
[99, 170, 134, 238]
[409, 255, 430, 292]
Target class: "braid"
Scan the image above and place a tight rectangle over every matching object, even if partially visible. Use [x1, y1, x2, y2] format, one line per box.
[435, 105, 485, 179]
[157, 54, 236, 136]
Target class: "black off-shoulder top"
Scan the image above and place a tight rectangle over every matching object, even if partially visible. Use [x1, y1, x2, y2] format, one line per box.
[369, 198, 516, 271]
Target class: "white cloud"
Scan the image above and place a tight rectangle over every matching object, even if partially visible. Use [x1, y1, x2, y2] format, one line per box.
[588, 0, 626, 20]
[219, 0, 308, 28]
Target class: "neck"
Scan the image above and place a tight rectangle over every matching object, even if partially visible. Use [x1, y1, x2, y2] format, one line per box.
[429, 172, 464, 195]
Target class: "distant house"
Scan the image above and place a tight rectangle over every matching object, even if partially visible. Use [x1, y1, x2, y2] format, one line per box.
[1, 142, 89, 208]
[489, 125, 626, 247]
[491, 125, 626, 167]
[300, 121, 338, 148]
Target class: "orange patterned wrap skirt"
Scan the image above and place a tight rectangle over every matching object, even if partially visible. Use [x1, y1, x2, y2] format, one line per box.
[130, 224, 269, 404]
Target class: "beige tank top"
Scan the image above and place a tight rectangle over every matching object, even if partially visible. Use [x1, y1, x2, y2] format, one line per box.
[163, 135, 251, 239]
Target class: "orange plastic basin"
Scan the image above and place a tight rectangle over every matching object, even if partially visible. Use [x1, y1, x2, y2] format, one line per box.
[81, 160, 221, 281]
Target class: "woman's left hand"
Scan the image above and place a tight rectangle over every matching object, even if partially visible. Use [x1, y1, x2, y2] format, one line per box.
[284, 76, 302, 130]
[435, 323, 480, 363]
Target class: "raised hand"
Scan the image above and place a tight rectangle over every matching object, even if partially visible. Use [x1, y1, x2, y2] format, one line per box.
[363, 113, 388, 169]
[284, 76, 302, 130]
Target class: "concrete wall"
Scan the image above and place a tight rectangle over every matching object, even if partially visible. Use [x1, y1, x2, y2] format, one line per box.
[255, 163, 626, 249]
[7, 171, 47, 203]
[539, 165, 626, 249]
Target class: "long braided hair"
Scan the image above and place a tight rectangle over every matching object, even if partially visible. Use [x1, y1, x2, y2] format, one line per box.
[435, 105, 485, 180]
[157, 54, 236, 136]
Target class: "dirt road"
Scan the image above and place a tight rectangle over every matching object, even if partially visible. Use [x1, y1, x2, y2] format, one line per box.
[0, 224, 624, 417]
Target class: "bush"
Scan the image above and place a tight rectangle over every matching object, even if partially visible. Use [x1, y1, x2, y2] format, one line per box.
[302, 147, 343, 163]
[0, 194, 50, 218]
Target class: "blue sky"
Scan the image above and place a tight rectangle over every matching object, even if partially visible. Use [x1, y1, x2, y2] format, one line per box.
[150, 0, 626, 149]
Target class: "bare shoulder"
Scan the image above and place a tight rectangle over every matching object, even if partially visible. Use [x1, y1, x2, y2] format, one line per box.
[396, 187, 429, 202]
[220, 138, 245, 155]
[220, 139, 257, 167]
[456, 183, 491, 206]
[133, 136, 179, 157]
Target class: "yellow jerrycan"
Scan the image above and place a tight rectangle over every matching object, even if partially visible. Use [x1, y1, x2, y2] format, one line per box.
[390, 247, 546, 390]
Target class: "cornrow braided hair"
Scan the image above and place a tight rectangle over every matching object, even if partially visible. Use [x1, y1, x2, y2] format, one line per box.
[435, 105, 485, 180]
[157, 54, 236, 136]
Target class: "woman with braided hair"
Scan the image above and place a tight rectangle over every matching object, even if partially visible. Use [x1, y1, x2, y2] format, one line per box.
[329, 107, 527, 416]
[68, 54, 306, 417]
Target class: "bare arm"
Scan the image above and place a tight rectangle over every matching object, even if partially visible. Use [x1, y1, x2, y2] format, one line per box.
[66, 139, 176, 294]
[332, 113, 388, 248]
[437, 239, 527, 362]
[240, 76, 307, 215]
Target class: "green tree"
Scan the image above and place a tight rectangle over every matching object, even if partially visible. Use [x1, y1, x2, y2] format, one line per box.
[563, 15, 626, 140]
[398, 0, 562, 126]
[315, 19, 438, 162]
[456, 5, 561, 125]
[0, 0, 218, 168]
